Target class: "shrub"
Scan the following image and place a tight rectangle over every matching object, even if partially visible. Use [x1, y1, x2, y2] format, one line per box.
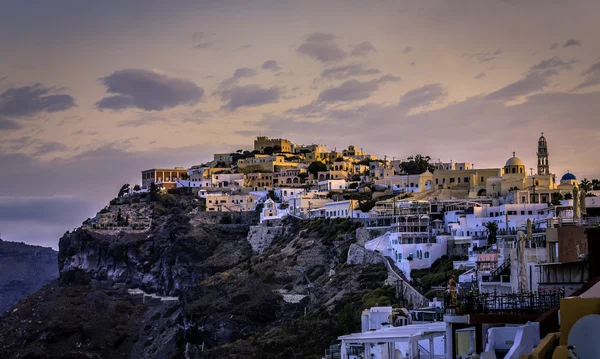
[262, 271, 275, 283]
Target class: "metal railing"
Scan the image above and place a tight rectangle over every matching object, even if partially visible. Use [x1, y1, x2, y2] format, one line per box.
[444, 289, 564, 315]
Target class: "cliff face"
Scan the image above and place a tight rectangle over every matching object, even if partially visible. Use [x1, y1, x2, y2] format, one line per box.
[0, 192, 401, 359]
[0, 239, 58, 313]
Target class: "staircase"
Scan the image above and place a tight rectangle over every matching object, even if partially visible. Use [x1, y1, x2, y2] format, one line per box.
[485, 258, 511, 283]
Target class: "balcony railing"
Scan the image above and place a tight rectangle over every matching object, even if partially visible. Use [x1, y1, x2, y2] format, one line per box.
[444, 289, 564, 315]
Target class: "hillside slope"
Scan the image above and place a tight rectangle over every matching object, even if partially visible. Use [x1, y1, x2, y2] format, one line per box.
[0, 192, 403, 358]
[0, 239, 58, 313]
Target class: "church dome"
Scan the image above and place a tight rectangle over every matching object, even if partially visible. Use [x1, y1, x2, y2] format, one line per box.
[505, 153, 524, 167]
[561, 172, 576, 181]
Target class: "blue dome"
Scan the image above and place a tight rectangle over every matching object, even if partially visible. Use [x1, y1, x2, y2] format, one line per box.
[561, 172, 576, 181]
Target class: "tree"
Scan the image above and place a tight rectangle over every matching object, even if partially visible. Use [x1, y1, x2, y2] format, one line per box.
[592, 179, 600, 190]
[484, 222, 498, 245]
[117, 183, 130, 198]
[308, 161, 327, 177]
[400, 154, 435, 175]
[133, 184, 141, 191]
[580, 178, 592, 192]
[149, 182, 160, 201]
[551, 192, 563, 205]
[179, 173, 190, 180]
[564, 192, 573, 200]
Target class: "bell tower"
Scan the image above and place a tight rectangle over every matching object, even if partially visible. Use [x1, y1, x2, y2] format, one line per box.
[537, 132, 549, 175]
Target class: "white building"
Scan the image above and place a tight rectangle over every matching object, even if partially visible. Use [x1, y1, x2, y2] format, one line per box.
[287, 196, 332, 218]
[365, 232, 448, 280]
[273, 188, 306, 202]
[259, 198, 288, 223]
[324, 200, 358, 219]
[318, 179, 351, 192]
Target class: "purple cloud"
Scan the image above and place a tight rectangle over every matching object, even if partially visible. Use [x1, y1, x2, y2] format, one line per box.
[220, 85, 280, 111]
[261, 60, 281, 72]
[296, 33, 347, 63]
[399, 83, 447, 111]
[350, 41, 377, 56]
[96, 69, 204, 111]
[0, 84, 76, 117]
[320, 64, 381, 79]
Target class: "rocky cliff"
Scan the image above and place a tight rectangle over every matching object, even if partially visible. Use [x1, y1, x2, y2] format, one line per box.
[0, 191, 406, 358]
[0, 239, 58, 313]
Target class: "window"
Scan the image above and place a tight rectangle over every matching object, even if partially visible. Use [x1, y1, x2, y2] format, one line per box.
[435, 178, 439, 184]
[464, 177, 470, 183]
[442, 178, 446, 183]
[450, 178, 455, 183]
[424, 251, 430, 259]
[481, 176, 484, 182]
[521, 211, 525, 215]
[458, 177, 461, 183]
[528, 210, 533, 215]
[397, 253, 402, 260]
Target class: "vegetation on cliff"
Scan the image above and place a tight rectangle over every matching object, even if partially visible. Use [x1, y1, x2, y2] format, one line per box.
[0, 190, 402, 358]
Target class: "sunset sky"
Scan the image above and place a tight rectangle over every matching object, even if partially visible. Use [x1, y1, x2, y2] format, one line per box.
[1, 0, 600, 248]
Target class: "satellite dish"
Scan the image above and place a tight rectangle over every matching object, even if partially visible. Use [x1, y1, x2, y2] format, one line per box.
[568, 314, 600, 359]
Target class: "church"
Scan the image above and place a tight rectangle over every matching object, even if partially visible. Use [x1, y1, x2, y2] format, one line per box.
[486, 133, 579, 204]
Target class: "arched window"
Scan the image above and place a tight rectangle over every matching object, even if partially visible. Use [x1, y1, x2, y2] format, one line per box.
[512, 168, 516, 173]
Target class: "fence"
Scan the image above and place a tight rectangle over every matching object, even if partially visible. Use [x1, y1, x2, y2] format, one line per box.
[444, 289, 564, 315]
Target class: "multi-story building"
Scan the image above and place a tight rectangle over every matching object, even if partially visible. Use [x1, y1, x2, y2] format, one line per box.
[205, 194, 257, 212]
[323, 200, 358, 218]
[287, 196, 332, 218]
[254, 136, 293, 153]
[243, 172, 274, 191]
[238, 154, 298, 173]
[141, 167, 188, 189]
[273, 168, 307, 187]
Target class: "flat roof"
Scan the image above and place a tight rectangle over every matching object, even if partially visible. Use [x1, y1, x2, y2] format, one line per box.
[338, 322, 446, 342]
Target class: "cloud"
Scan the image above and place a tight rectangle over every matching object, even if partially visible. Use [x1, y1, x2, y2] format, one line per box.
[529, 57, 575, 72]
[32, 141, 68, 156]
[96, 69, 204, 111]
[218, 67, 259, 89]
[194, 42, 213, 49]
[563, 39, 581, 48]
[485, 70, 557, 101]
[399, 83, 447, 111]
[0, 84, 76, 117]
[474, 72, 486, 80]
[296, 32, 347, 63]
[118, 113, 170, 127]
[464, 49, 503, 63]
[549, 42, 559, 50]
[316, 75, 400, 103]
[261, 60, 281, 72]
[220, 85, 280, 110]
[0, 118, 21, 130]
[320, 64, 381, 79]
[350, 41, 377, 56]
[572, 61, 600, 91]
[402, 46, 414, 54]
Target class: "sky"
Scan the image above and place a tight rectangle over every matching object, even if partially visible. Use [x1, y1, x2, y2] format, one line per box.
[1, 0, 600, 248]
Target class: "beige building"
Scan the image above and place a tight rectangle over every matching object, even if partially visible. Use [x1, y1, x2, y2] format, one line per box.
[205, 194, 256, 212]
[273, 168, 307, 187]
[254, 136, 293, 153]
[141, 167, 188, 189]
[243, 172, 274, 191]
[238, 154, 299, 173]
